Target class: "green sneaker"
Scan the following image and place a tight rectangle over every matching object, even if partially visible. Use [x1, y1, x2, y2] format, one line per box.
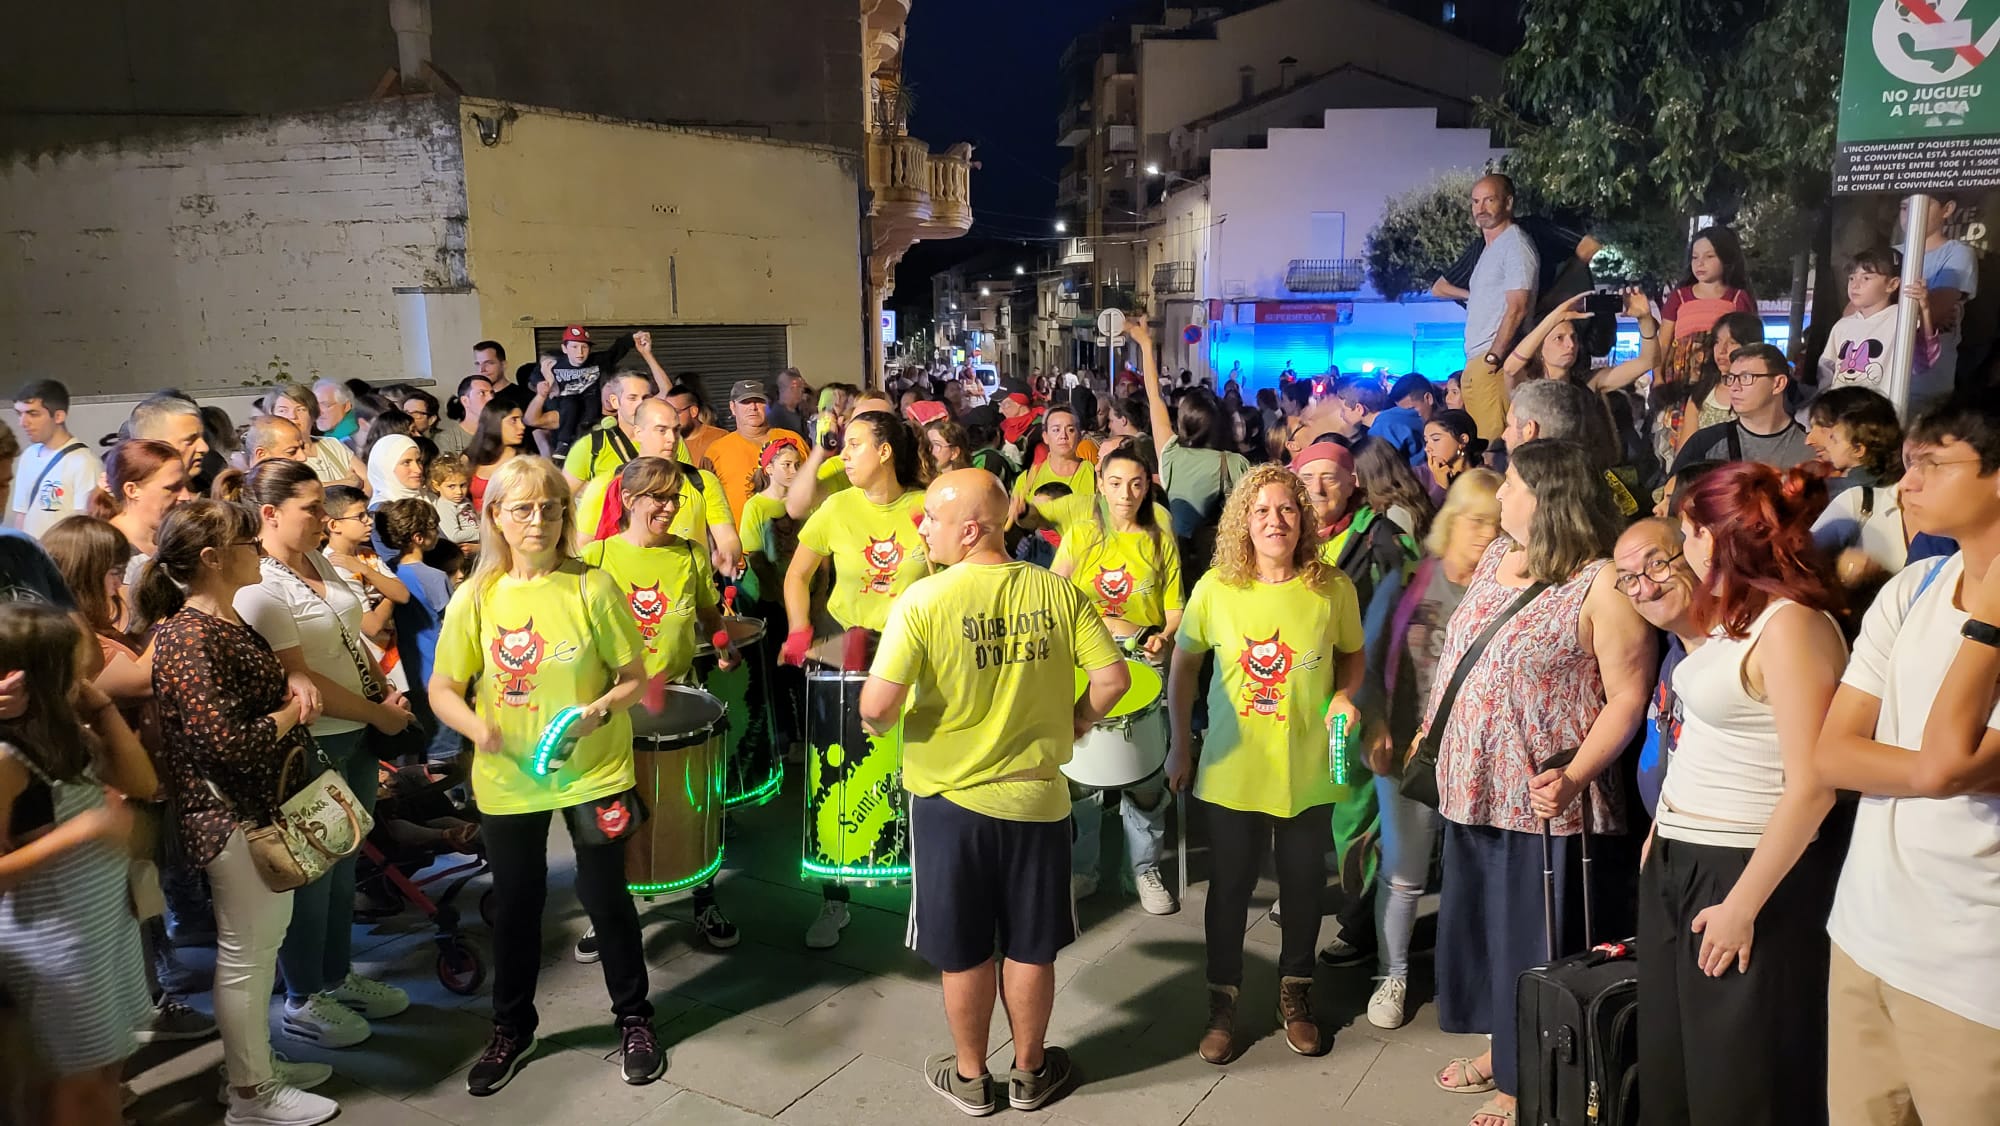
[924, 1052, 995, 1117]
[1008, 1045, 1072, 1111]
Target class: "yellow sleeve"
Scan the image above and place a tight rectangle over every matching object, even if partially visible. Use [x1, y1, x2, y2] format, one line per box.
[1071, 584, 1122, 671]
[573, 477, 610, 542]
[584, 568, 644, 669]
[692, 545, 721, 611]
[1159, 525, 1185, 613]
[871, 591, 926, 686]
[561, 439, 593, 480]
[700, 471, 730, 528]
[1328, 572, 1364, 654]
[434, 583, 484, 682]
[1175, 577, 1213, 654]
[1031, 492, 1091, 531]
[739, 503, 770, 558]
[797, 493, 837, 556]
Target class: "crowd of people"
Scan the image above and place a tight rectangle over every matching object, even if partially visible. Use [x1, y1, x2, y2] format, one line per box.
[0, 182, 1995, 1126]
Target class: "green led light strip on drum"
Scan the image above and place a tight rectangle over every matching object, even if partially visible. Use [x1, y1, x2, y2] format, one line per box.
[632, 856, 728, 900]
[799, 858, 914, 881]
[532, 706, 588, 777]
[726, 767, 784, 809]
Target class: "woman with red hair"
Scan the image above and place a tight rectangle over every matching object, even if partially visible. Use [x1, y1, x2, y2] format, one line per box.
[1641, 460, 1847, 1125]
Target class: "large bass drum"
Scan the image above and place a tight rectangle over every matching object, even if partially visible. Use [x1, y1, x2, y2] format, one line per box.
[695, 615, 781, 808]
[801, 669, 909, 887]
[624, 686, 727, 897]
[1063, 657, 1167, 789]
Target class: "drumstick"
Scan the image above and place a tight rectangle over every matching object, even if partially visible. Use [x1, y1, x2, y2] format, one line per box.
[1176, 796, 1187, 903]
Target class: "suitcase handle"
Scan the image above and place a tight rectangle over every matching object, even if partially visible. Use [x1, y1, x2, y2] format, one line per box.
[1536, 746, 1595, 962]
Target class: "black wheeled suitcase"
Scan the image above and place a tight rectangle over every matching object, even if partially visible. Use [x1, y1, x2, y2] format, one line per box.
[1514, 803, 1639, 1126]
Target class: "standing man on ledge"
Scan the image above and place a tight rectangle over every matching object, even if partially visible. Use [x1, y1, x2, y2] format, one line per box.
[1433, 174, 1538, 442]
[861, 469, 1129, 1117]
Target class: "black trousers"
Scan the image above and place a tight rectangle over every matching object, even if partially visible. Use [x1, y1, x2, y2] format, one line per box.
[1638, 834, 1839, 1126]
[1202, 799, 1333, 984]
[483, 804, 653, 1035]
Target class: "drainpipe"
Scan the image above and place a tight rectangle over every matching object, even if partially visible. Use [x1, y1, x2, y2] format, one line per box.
[390, 0, 433, 92]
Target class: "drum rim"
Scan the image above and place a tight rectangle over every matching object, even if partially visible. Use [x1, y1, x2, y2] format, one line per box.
[633, 685, 728, 747]
[805, 669, 872, 683]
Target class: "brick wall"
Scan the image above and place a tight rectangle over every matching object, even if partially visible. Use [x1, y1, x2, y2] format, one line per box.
[0, 98, 467, 398]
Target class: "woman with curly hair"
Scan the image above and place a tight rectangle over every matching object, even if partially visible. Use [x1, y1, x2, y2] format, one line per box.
[1165, 464, 1366, 1064]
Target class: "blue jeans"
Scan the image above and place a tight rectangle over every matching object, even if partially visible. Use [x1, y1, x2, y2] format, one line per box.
[1371, 774, 1439, 979]
[277, 729, 375, 1001]
[1070, 775, 1169, 881]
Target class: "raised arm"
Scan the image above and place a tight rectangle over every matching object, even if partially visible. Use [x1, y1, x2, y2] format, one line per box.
[1504, 294, 1588, 383]
[1589, 290, 1663, 393]
[1127, 316, 1174, 466]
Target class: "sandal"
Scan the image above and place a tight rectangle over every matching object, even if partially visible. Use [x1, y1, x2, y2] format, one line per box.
[1435, 1056, 1496, 1094]
[1468, 1096, 1515, 1125]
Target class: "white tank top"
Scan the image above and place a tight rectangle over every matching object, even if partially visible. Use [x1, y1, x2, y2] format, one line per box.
[1656, 600, 1840, 848]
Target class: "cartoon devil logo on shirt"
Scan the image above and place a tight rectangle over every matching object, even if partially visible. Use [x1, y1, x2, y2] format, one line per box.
[862, 536, 905, 594]
[1238, 632, 1298, 721]
[1093, 566, 1135, 617]
[490, 619, 578, 707]
[627, 584, 670, 640]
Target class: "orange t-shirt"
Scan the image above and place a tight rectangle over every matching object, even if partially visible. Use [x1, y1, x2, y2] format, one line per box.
[702, 428, 805, 522]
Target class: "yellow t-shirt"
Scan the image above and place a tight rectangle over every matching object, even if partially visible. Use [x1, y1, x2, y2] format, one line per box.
[873, 560, 1122, 821]
[1011, 458, 1096, 503]
[581, 535, 718, 682]
[574, 463, 731, 544]
[560, 420, 637, 482]
[795, 487, 929, 632]
[1176, 570, 1365, 817]
[433, 564, 645, 815]
[739, 492, 791, 564]
[1053, 505, 1184, 629]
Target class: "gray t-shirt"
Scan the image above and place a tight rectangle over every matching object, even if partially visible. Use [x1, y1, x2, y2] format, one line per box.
[1463, 223, 1539, 356]
[1159, 437, 1249, 540]
[1669, 419, 1815, 477]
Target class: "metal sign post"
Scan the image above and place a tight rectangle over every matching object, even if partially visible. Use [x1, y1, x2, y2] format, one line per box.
[1097, 307, 1126, 396]
[1834, 0, 2000, 414]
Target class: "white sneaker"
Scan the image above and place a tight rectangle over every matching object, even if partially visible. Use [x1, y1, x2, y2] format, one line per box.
[1070, 872, 1100, 902]
[329, 971, 410, 1019]
[217, 1053, 333, 1106]
[281, 992, 372, 1048]
[804, 900, 850, 949]
[1134, 868, 1178, 915]
[223, 1080, 338, 1126]
[1367, 975, 1409, 1030]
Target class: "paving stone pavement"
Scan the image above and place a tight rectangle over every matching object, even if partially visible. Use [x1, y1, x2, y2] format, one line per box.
[126, 782, 1485, 1126]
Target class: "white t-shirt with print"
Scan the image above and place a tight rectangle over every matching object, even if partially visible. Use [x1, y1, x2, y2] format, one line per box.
[8, 440, 102, 538]
[1828, 553, 2000, 1030]
[1811, 484, 1908, 578]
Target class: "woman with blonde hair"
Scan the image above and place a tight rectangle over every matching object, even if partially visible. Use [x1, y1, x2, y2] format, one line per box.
[1165, 464, 1366, 1064]
[1352, 469, 1501, 1031]
[425, 457, 661, 1096]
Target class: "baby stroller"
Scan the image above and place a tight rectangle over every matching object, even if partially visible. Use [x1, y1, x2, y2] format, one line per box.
[355, 761, 491, 996]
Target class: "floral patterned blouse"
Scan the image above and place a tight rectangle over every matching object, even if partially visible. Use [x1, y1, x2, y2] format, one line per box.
[151, 607, 308, 868]
[1418, 537, 1624, 836]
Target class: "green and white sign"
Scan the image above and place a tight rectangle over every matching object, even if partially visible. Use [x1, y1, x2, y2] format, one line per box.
[1836, 0, 2000, 194]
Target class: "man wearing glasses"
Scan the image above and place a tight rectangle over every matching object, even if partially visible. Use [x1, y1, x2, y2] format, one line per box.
[1611, 517, 1703, 823]
[1669, 344, 1814, 474]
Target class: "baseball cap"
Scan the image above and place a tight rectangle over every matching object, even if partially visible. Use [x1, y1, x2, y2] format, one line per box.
[1004, 392, 1031, 410]
[729, 380, 770, 404]
[562, 325, 590, 344]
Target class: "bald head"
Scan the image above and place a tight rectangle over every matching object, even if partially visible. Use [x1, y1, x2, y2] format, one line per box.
[246, 414, 306, 465]
[1470, 173, 1516, 232]
[634, 397, 682, 459]
[1614, 516, 1696, 635]
[921, 469, 1008, 565]
[1616, 516, 1681, 556]
[854, 396, 895, 417]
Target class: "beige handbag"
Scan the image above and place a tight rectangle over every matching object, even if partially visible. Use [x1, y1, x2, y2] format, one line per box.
[215, 737, 375, 893]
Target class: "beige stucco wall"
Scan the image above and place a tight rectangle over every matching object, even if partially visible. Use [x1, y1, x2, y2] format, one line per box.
[456, 99, 865, 382]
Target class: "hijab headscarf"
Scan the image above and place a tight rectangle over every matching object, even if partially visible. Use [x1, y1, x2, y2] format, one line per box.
[366, 434, 425, 507]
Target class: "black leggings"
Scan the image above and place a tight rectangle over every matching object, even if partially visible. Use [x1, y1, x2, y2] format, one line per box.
[1202, 800, 1333, 985]
[483, 804, 653, 1035]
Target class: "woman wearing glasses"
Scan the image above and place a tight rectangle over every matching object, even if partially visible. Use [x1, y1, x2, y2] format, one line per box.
[1640, 460, 1846, 1124]
[427, 457, 660, 1097]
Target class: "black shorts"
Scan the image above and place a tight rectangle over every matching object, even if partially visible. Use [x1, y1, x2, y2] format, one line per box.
[906, 794, 1076, 973]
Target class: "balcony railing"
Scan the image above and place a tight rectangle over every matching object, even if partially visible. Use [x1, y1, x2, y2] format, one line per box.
[1057, 170, 1087, 204]
[1059, 237, 1094, 266]
[1285, 258, 1365, 294]
[1058, 103, 1093, 147]
[1152, 260, 1195, 295]
[1107, 124, 1137, 153]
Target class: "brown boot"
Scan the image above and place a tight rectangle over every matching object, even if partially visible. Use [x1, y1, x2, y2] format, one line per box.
[1199, 984, 1237, 1064]
[1278, 976, 1324, 1056]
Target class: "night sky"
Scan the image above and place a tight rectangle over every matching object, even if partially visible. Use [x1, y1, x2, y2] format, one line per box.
[891, 0, 1130, 309]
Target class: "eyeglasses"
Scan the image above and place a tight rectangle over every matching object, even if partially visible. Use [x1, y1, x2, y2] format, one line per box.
[1614, 551, 1684, 594]
[500, 500, 566, 523]
[1719, 371, 1779, 387]
[1902, 453, 1984, 476]
[328, 513, 369, 525]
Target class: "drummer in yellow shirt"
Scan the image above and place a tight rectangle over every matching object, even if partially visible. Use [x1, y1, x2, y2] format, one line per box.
[1165, 464, 1363, 1066]
[1048, 444, 1184, 916]
[426, 457, 664, 1093]
[579, 455, 744, 956]
[573, 397, 742, 577]
[778, 408, 931, 950]
[1008, 404, 1095, 528]
[860, 468, 1128, 1117]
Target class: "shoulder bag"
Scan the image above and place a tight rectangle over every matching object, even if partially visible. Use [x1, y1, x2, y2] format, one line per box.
[1399, 579, 1553, 809]
[212, 734, 374, 892]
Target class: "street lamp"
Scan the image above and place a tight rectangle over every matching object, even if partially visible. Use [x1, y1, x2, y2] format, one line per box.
[1145, 163, 1161, 176]
[1015, 264, 1026, 275]
[1054, 220, 1068, 233]
[980, 286, 991, 297]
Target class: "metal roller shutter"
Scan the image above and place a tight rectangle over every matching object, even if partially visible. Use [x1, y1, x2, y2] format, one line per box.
[531, 324, 789, 430]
